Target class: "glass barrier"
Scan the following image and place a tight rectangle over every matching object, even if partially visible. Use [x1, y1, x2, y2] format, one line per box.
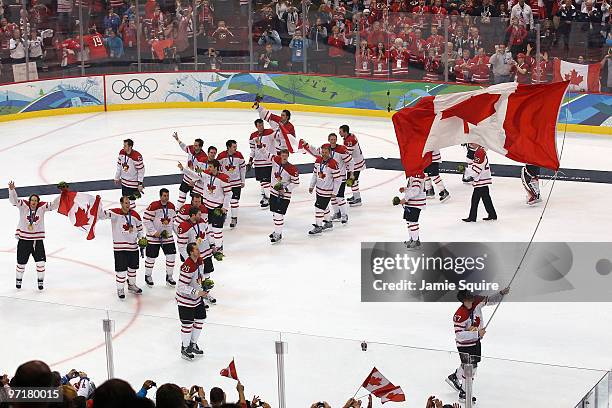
[577, 371, 611, 408]
[1, 4, 609, 85]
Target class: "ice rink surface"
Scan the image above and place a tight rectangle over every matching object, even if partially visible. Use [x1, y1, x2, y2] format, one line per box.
[1, 109, 611, 407]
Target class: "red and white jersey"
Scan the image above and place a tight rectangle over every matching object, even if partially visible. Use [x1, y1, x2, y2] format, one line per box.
[469, 56, 490, 84]
[423, 57, 441, 82]
[143, 200, 176, 245]
[176, 256, 205, 308]
[514, 61, 530, 84]
[455, 57, 472, 82]
[431, 149, 442, 163]
[100, 208, 143, 251]
[83, 33, 107, 60]
[372, 54, 390, 78]
[59, 38, 80, 66]
[174, 203, 208, 233]
[529, 58, 550, 84]
[217, 151, 247, 188]
[390, 48, 409, 75]
[176, 219, 212, 261]
[179, 142, 208, 185]
[184, 169, 232, 210]
[403, 176, 426, 208]
[309, 157, 342, 197]
[249, 129, 275, 167]
[342, 133, 366, 171]
[471, 153, 492, 187]
[304, 143, 354, 180]
[408, 38, 426, 64]
[268, 155, 300, 200]
[257, 106, 296, 152]
[453, 293, 502, 347]
[114, 149, 145, 189]
[9, 189, 59, 241]
[355, 50, 372, 76]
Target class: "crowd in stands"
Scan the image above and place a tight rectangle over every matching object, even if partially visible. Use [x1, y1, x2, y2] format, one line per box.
[0, 0, 609, 87]
[1, 360, 463, 408]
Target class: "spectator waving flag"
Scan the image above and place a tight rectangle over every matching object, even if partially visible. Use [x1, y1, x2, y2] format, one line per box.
[361, 367, 406, 404]
[553, 59, 601, 92]
[220, 359, 239, 381]
[392, 81, 569, 176]
[57, 188, 102, 240]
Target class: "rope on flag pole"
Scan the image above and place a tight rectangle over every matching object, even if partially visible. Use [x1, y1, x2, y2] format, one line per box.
[484, 105, 570, 330]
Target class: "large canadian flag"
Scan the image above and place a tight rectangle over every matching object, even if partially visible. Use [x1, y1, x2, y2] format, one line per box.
[553, 59, 601, 92]
[392, 81, 569, 176]
[361, 367, 406, 404]
[57, 189, 102, 240]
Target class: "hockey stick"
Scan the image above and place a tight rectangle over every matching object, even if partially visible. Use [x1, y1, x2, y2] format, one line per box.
[484, 104, 569, 330]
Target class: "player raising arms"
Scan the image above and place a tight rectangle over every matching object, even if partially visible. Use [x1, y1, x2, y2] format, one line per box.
[253, 99, 296, 153]
[338, 125, 366, 207]
[179, 160, 231, 257]
[217, 140, 247, 228]
[143, 188, 177, 287]
[248, 119, 275, 208]
[99, 196, 144, 299]
[447, 287, 509, 403]
[175, 243, 208, 361]
[302, 133, 354, 224]
[114, 138, 145, 210]
[308, 145, 342, 235]
[255, 145, 300, 243]
[172, 132, 207, 207]
[8, 181, 60, 290]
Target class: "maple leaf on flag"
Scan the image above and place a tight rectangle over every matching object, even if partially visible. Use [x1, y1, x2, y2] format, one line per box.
[368, 376, 383, 386]
[74, 206, 90, 228]
[563, 69, 583, 86]
[440, 93, 501, 133]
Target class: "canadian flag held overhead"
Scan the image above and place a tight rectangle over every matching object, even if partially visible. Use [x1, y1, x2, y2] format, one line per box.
[553, 59, 601, 92]
[220, 359, 239, 381]
[392, 81, 569, 176]
[361, 367, 406, 404]
[57, 189, 102, 240]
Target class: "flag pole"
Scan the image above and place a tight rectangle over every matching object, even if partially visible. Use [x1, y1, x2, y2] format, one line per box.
[351, 384, 363, 399]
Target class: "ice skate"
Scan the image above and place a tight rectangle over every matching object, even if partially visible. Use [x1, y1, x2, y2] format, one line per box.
[439, 189, 450, 203]
[145, 275, 154, 286]
[181, 346, 195, 361]
[309, 225, 323, 235]
[128, 283, 143, 295]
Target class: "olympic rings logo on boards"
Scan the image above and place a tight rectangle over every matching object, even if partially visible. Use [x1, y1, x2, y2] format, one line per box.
[111, 78, 159, 101]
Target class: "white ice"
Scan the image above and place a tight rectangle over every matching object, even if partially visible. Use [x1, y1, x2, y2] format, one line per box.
[0, 109, 611, 408]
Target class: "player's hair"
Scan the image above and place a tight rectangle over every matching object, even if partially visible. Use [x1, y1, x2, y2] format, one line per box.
[188, 207, 200, 217]
[159, 188, 169, 196]
[186, 242, 198, 256]
[120, 196, 130, 205]
[279, 148, 289, 155]
[254, 118, 264, 126]
[226, 139, 237, 149]
[207, 145, 217, 153]
[123, 138, 134, 147]
[321, 144, 331, 152]
[209, 387, 225, 404]
[339, 125, 350, 134]
[209, 159, 221, 170]
[190, 193, 202, 200]
[194, 138, 204, 148]
[28, 194, 40, 205]
[155, 383, 184, 408]
[328, 132, 338, 139]
[282, 109, 291, 120]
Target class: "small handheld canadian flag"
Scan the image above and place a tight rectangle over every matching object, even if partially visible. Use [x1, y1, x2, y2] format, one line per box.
[360, 367, 406, 404]
[220, 359, 239, 381]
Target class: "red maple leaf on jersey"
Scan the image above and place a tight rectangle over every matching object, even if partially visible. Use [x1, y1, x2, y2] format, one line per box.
[225, 165, 236, 172]
[26, 215, 40, 224]
[441, 93, 501, 134]
[318, 172, 326, 179]
[563, 69, 583, 86]
[367, 376, 383, 386]
[207, 184, 217, 193]
[122, 223, 132, 231]
[74, 206, 91, 228]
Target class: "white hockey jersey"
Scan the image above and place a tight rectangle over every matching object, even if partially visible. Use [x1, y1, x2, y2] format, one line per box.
[403, 176, 426, 208]
[176, 219, 213, 260]
[9, 189, 59, 241]
[257, 105, 296, 152]
[176, 256, 205, 308]
[309, 157, 342, 197]
[178, 142, 208, 185]
[304, 143, 354, 180]
[471, 154, 492, 188]
[217, 151, 247, 188]
[249, 129, 275, 167]
[114, 149, 145, 189]
[183, 168, 232, 211]
[342, 133, 366, 171]
[268, 154, 300, 200]
[100, 208, 143, 251]
[143, 200, 177, 245]
[453, 293, 502, 347]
